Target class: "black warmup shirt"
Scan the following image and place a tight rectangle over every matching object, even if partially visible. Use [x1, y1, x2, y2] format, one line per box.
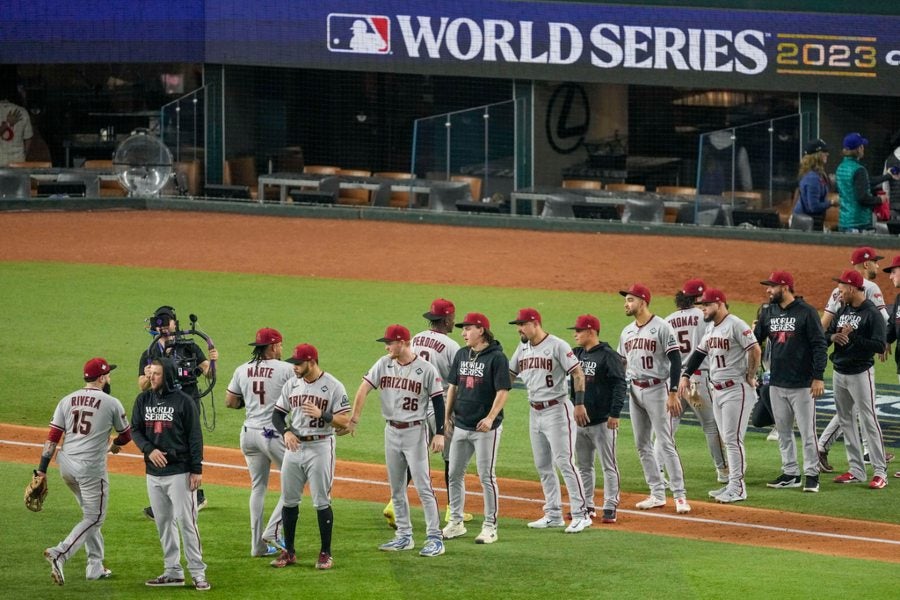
[447, 341, 510, 431]
[572, 342, 626, 424]
[826, 299, 886, 375]
[753, 298, 827, 388]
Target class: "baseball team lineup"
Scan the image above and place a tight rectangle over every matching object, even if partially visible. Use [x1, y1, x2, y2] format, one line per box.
[28, 244, 900, 588]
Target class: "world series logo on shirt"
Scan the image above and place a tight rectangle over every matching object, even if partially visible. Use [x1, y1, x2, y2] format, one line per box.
[327, 14, 391, 54]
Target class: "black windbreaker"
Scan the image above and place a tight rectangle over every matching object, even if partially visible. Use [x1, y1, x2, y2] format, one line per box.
[571, 342, 626, 424]
[825, 299, 886, 374]
[753, 298, 827, 388]
[447, 340, 510, 431]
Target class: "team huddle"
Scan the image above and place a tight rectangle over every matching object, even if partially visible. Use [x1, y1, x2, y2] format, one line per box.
[31, 245, 899, 585]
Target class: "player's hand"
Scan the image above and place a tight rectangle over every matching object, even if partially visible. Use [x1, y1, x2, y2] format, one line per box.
[475, 416, 494, 432]
[666, 391, 683, 417]
[444, 418, 454, 436]
[676, 377, 691, 399]
[148, 449, 168, 468]
[189, 473, 202, 491]
[810, 379, 825, 399]
[108, 442, 121, 454]
[607, 417, 619, 430]
[208, 348, 219, 361]
[832, 332, 850, 346]
[573, 404, 589, 427]
[300, 401, 322, 418]
[283, 431, 300, 451]
[431, 434, 445, 453]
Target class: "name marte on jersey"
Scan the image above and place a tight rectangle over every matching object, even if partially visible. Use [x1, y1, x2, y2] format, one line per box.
[379, 376, 423, 395]
[412, 335, 446, 353]
[71, 395, 101, 408]
[246, 365, 275, 378]
[517, 356, 553, 371]
[624, 338, 657, 352]
[459, 360, 484, 377]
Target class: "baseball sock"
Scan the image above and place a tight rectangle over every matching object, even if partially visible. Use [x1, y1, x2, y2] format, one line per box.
[317, 506, 334, 554]
[282, 505, 299, 554]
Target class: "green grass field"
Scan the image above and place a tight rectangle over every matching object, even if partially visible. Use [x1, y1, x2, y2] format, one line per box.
[2, 261, 899, 597]
[2, 463, 896, 599]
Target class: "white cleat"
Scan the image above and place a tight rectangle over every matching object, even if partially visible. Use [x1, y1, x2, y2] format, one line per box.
[527, 516, 565, 529]
[715, 489, 747, 504]
[708, 486, 728, 499]
[474, 524, 498, 544]
[635, 496, 666, 510]
[675, 497, 691, 514]
[442, 520, 467, 539]
[564, 517, 592, 533]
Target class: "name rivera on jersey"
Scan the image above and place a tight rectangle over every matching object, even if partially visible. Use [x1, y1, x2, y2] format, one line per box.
[71, 395, 102, 408]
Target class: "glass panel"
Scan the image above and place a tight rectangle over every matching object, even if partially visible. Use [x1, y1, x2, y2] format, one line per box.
[161, 86, 206, 164]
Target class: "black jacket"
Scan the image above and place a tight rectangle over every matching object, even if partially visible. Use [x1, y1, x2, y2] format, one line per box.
[753, 298, 827, 388]
[131, 357, 203, 476]
[572, 342, 626, 424]
[825, 299, 886, 374]
[886, 294, 900, 374]
[447, 341, 510, 431]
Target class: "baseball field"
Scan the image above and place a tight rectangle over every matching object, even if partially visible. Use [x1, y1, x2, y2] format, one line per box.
[2, 209, 899, 598]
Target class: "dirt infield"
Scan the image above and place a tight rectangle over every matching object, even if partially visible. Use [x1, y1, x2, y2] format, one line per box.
[3, 209, 898, 563]
[3, 423, 900, 563]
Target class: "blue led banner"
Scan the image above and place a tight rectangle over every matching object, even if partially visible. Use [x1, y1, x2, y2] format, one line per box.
[3, 0, 899, 94]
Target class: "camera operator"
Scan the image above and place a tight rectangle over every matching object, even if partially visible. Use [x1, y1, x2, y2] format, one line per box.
[138, 305, 219, 519]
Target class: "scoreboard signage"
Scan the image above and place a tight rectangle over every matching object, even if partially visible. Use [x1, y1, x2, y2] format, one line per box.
[4, 1, 899, 95]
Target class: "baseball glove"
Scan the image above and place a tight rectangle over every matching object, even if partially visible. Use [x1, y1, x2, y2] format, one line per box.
[687, 381, 704, 409]
[24, 470, 48, 512]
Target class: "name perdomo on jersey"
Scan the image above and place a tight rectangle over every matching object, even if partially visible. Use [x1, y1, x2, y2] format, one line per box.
[396, 16, 767, 73]
[412, 335, 446, 353]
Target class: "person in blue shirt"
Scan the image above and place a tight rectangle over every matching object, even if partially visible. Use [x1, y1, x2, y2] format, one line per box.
[793, 139, 835, 230]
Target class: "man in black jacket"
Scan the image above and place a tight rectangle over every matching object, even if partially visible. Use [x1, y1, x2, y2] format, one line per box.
[826, 270, 889, 490]
[131, 357, 209, 591]
[882, 255, 900, 479]
[568, 314, 626, 524]
[755, 271, 828, 493]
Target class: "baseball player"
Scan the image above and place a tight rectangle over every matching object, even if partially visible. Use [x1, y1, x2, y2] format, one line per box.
[225, 328, 295, 557]
[131, 357, 209, 591]
[509, 307, 592, 533]
[569, 314, 626, 524]
[817, 247, 890, 471]
[754, 272, 828, 493]
[680, 288, 761, 503]
[348, 325, 446, 557]
[138, 305, 218, 516]
[825, 270, 889, 489]
[618, 284, 691, 514]
[442, 312, 510, 545]
[662, 278, 728, 484]
[883, 255, 900, 479]
[271, 343, 350, 570]
[382, 299, 469, 529]
[38, 358, 131, 586]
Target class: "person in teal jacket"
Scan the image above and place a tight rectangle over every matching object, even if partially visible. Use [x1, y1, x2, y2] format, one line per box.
[836, 133, 899, 232]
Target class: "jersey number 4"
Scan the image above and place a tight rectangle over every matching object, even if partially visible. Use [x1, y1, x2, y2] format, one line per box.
[252, 380, 266, 405]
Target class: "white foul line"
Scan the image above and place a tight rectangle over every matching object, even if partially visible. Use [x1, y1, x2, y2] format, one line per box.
[4, 438, 899, 547]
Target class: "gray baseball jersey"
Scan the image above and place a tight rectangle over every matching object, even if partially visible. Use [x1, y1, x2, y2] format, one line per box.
[275, 372, 351, 436]
[412, 329, 460, 391]
[51, 388, 129, 477]
[363, 355, 443, 421]
[618, 315, 680, 380]
[509, 334, 580, 402]
[666, 307, 711, 368]
[698, 314, 758, 383]
[228, 359, 295, 428]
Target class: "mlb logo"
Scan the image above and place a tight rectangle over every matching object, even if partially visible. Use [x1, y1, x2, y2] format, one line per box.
[327, 13, 390, 54]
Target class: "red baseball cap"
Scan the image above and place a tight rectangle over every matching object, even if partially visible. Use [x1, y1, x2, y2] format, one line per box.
[84, 357, 117, 380]
[249, 327, 283, 347]
[620, 283, 651, 305]
[454, 312, 491, 330]
[760, 271, 795, 289]
[882, 255, 900, 273]
[423, 298, 455, 321]
[377, 324, 411, 343]
[681, 278, 706, 297]
[850, 246, 883, 265]
[567, 314, 600, 331]
[833, 269, 864, 290]
[509, 308, 542, 325]
[286, 343, 318, 364]
[696, 288, 727, 304]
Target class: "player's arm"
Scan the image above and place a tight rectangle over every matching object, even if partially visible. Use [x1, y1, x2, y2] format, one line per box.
[678, 349, 706, 397]
[36, 425, 64, 476]
[820, 310, 834, 331]
[665, 349, 683, 416]
[444, 384, 457, 432]
[225, 389, 244, 409]
[570, 363, 589, 426]
[477, 389, 509, 432]
[604, 349, 627, 430]
[745, 343, 761, 386]
[348, 379, 375, 433]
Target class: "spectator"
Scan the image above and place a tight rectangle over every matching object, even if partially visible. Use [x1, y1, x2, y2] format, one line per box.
[836, 133, 899, 233]
[0, 80, 33, 166]
[793, 139, 835, 230]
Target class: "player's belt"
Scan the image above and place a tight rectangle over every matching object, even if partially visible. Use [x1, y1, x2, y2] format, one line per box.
[712, 380, 736, 390]
[631, 378, 663, 388]
[297, 434, 330, 442]
[530, 400, 560, 410]
[388, 420, 424, 429]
